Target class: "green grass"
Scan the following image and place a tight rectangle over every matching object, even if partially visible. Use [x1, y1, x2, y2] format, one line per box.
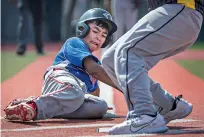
[1, 52, 39, 82]
[190, 42, 204, 50]
[177, 60, 204, 79]
[1, 42, 204, 82]
[182, 42, 204, 79]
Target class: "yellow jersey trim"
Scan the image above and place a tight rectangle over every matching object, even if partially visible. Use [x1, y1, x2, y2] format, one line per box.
[177, 0, 195, 9]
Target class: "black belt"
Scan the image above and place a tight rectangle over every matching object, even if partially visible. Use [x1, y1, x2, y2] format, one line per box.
[43, 68, 63, 79]
[148, 0, 204, 16]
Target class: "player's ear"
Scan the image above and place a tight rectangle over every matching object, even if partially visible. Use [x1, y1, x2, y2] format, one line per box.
[76, 22, 90, 38]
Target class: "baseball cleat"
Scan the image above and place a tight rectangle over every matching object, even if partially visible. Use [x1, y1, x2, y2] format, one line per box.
[109, 114, 168, 135]
[4, 102, 36, 121]
[163, 95, 193, 124]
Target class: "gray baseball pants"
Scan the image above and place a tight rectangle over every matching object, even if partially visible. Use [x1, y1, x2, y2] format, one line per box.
[34, 69, 108, 120]
[102, 4, 203, 118]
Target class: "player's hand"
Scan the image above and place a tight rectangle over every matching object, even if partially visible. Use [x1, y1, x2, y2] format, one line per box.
[90, 87, 100, 97]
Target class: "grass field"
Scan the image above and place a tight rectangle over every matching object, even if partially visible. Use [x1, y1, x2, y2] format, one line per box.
[1, 43, 204, 83]
[1, 52, 39, 82]
[190, 42, 204, 49]
[177, 60, 204, 79]
[177, 42, 204, 79]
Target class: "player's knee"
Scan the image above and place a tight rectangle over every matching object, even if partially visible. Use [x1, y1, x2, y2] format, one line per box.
[100, 99, 108, 114]
[61, 87, 85, 113]
[93, 99, 108, 118]
[84, 94, 108, 118]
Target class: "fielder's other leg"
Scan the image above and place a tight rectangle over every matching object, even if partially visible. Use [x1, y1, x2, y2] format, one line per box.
[150, 79, 193, 124]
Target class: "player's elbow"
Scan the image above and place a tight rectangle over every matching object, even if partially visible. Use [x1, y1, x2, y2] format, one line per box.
[89, 71, 101, 80]
[87, 64, 104, 80]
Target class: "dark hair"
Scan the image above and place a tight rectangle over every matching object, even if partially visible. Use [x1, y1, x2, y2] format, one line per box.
[85, 20, 110, 32]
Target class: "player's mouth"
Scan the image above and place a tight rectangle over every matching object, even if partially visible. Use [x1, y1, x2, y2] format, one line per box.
[90, 41, 100, 50]
[90, 41, 99, 47]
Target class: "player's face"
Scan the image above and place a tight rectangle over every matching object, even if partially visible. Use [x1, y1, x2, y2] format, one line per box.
[83, 22, 108, 52]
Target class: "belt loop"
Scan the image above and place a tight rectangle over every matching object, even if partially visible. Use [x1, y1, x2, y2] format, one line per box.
[53, 68, 63, 71]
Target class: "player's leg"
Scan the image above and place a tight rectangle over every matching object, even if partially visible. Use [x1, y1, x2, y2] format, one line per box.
[109, 10, 170, 135]
[149, 78, 174, 114]
[4, 70, 84, 121]
[27, 0, 44, 54]
[112, 0, 126, 42]
[60, 0, 76, 41]
[35, 70, 85, 120]
[148, 8, 202, 124]
[149, 39, 198, 123]
[102, 1, 139, 91]
[125, 5, 139, 31]
[101, 40, 122, 91]
[55, 94, 108, 119]
[102, 44, 128, 124]
[149, 78, 193, 124]
[16, 0, 29, 55]
[109, 4, 202, 135]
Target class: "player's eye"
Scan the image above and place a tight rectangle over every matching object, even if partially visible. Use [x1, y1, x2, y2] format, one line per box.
[102, 34, 107, 38]
[92, 30, 98, 33]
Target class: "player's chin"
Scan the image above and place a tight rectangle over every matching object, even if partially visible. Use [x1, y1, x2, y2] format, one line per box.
[90, 45, 98, 52]
[91, 49, 98, 52]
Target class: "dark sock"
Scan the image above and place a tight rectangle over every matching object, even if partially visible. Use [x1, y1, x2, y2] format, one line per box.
[171, 95, 183, 111]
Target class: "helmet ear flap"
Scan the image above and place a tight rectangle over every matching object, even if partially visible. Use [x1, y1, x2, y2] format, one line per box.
[101, 35, 112, 48]
[76, 22, 90, 38]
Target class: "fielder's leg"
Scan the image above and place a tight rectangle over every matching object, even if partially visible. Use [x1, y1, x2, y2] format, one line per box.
[109, 4, 202, 135]
[101, 40, 122, 91]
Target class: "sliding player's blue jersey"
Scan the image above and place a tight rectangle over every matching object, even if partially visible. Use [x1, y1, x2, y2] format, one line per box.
[52, 37, 100, 93]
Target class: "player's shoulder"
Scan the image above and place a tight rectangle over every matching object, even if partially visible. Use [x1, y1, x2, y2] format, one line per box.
[66, 37, 85, 46]
[63, 37, 89, 52]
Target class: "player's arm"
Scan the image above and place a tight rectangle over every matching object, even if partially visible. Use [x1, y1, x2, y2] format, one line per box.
[83, 56, 120, 91]
[90, 87, 100, 97]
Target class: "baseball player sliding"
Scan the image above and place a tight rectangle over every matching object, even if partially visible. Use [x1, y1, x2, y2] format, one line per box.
[4, 8, 119, 121]
[4, 0, 204, 135]
[102, 0, 203, 135]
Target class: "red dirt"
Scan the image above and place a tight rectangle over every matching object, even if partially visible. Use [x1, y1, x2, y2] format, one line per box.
[170, 50, 204, 60]
[1, 44, 204, 137]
